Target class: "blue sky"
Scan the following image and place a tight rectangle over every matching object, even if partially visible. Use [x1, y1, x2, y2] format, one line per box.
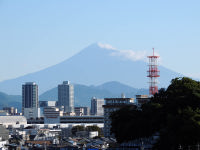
[0, 0, 200, 81]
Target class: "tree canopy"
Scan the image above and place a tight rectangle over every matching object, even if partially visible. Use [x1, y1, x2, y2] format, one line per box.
[110, 77, 200, 149]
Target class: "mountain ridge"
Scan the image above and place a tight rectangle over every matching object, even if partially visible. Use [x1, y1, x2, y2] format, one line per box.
[0, 81, 148, 109]
[39, 81, 149, 106]
[0, 43, 182, 95]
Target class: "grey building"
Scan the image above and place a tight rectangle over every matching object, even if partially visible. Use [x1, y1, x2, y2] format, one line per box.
[103, 97, 135, 137]
[0, 125, 9, 141]
[83, 107, 90, 115]
[39, 101, 57, 117]
[91, 97, 104, 116]
[58, 81, 74, 113]
[22, 82, 38, 115]
[75, 107, 90, 116]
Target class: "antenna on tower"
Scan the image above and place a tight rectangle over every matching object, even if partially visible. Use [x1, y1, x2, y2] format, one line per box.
[147, 48, 160, 96]
[153, 47, 154, 56]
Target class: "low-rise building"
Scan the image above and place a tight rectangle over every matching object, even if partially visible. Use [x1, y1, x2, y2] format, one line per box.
[0, 125, 9, 141]
[75, 107, 90, 116]
[0, 110, 9, 116]
[0, 116, 27, 127]
[24, 107, 40, 119]
[3, 107, 18, 115]
[44, 107, 63, 124]
[39, 101, 57, 117]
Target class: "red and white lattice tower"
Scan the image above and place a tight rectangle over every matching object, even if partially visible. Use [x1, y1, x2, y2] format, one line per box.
[147, 48, 160, 96]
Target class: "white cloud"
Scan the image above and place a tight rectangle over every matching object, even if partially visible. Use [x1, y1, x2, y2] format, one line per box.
[111, 49, 147, 61]
[98, 43, 161, 62]
[97, 43, 116, 50]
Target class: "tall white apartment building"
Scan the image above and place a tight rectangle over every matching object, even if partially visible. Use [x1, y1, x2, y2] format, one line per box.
[58, 81, 74, 113]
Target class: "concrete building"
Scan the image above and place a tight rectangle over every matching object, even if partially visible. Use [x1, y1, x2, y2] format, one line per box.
[103, 97, 135, 137]
[75, 107, 84, 116]
[24, 107, 40, 119]
[22, 82, 39, 116]
[0, 116, 27, 127]
[0, 125, 9, 149]
[83, 107, 90, 115]
[0, 125, 9, 141]
[58, 81, 74, 113]
[91, 97, 104, 116]
[39, 101, 57, 117]
[75, 107, 90, 116]
[3, 107, 17, 115]
[44, 107, 63, 124]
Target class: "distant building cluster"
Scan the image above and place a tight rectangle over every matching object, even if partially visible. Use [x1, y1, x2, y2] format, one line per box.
[0, 79, 151, 149]
[20, 81, 106, 124]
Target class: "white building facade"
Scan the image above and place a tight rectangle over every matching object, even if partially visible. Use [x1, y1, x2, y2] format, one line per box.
[24, 108, 40, 119]
[0, 116, 27, 127]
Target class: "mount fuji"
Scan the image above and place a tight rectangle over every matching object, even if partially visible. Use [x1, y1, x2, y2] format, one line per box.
[0, 43, 181, 95]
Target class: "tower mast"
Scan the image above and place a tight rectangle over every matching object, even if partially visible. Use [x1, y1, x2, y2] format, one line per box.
[147, 48, 160, 96]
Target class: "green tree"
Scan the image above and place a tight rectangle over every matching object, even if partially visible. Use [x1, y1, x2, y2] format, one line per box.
[111, 77, 200, 149]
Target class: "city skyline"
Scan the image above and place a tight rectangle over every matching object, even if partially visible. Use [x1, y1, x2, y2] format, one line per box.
[0, 0, 200, 82]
